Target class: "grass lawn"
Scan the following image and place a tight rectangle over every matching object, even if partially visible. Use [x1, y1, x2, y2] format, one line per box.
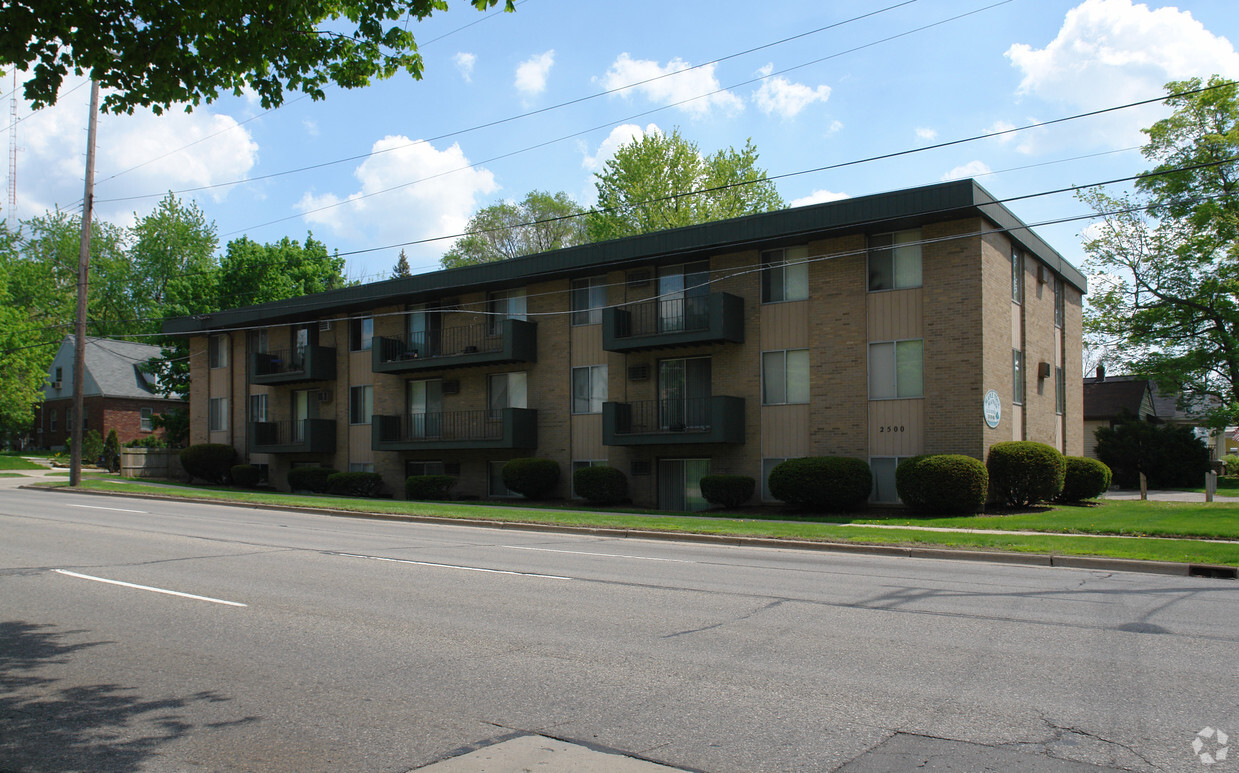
[0, 456, 46, 471]
[0, 472, 26, 478]
[49, 479, 1239, 567]
[1175, 476, 1239, 495]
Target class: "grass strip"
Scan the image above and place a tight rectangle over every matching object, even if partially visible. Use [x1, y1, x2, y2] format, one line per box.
[0, 456, 47, 471]
[48, 479, 1239, 567]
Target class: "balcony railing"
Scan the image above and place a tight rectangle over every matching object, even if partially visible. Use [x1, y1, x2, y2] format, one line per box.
[250, 346, 336, 385]
[250, 419, 336, 454]
[372, 319, 537, 373]
[602, 396, 745, 445]
[372, 408, 537, 450]
[602, 292, 744, 352]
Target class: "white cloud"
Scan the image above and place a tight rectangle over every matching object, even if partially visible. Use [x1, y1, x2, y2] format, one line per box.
[752, 64, 830, 118]
[791, 190, 850, 207]
[8, 74, 258, 225]
[295, 135, 498, 261]
[303, 119, 319, 137]
[599, 53, 743, 117]
[454, 52, 477, 83]
[941, 160, 993, 181]
[582, 123, 662, 172]
[915, 127, 938, 141]
[515, 50, 555, 96]
[827, 120, 843, 135]
[1006, 0, 1239, 147]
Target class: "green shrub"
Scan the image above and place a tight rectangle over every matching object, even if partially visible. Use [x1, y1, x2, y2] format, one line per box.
[179, 443, 238, 484]
[405, 475, 457, 500]
[231, 464, 262, 488]
[501, 457, 560, 499]
[1094, 419, 1211, 489]
[102, 429, 121, 472]
[699, 474, 755, 508]
[1224, 454, 1239, 476]
[81, 429, 105, 464]
[326, 471, 385, 498]
[1059, 456, 1112, 502]
[573, 465, 627, 505]
[986, 441, 1065, 507]
[125, 434, 167, 449]
[767, 457, 872, 511]
[287, 466, 334, 493]
[895, 454, 988, 514]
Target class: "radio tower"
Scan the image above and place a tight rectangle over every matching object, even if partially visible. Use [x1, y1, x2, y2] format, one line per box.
[7, 70, 16, 211]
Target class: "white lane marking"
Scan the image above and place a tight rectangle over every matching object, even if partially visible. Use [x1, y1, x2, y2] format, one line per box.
[332, 552, 571, 581]
[502, 545, 696, 563]
[66, 504, 147, 514]
[52, 569, 248, 607]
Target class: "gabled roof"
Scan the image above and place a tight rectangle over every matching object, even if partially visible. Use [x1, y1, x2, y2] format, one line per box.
[43, 336, 185, 402]
[1082, 375, 1153, 421]
[164, 179, 1087, 335]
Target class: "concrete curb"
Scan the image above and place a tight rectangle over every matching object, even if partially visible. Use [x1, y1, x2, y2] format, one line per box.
[25, 484, 1238, 580]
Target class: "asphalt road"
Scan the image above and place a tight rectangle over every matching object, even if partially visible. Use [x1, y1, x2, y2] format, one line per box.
[2, 486, 1237, 772]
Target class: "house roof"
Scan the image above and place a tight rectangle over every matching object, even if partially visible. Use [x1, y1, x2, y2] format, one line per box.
[1082, 375, 1153, 421]
[164, 178, 1087, 335]
[43, 336, 185, 402]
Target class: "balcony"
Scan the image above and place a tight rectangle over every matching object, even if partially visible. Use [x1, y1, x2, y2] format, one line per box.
[250, 419, 337, 454]
[371, 408, 538, 450]
[602, 293, 744, 352]
[372, 319, 537, 374]
[250, 346, 336, 385]
[602, 396, 745, 445]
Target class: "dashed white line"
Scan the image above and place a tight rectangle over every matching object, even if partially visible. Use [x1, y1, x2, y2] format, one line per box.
[52, 569, 248, 607]
[502, 545, 696, 563]
[66, 503, 147, 513]
[331, 552, 572, 580]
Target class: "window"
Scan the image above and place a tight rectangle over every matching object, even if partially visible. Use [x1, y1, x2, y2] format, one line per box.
[66, 408, 72, 430]
[349, 385, 374, 425]
[208, 334, 228, 368]
[571, 365, 607, 414]
[761, 458, 788, 502]
[250, 393, 268, 423]
[762, 349, 810, 405]
[49, 409, 57, 432]
[1055, 366, 1065, 415]
[1054, 277, 1065, 328]
[1013, 349, 1025, 405]
[209, 397, 228, 431]
[571, 460, 607, 498]
[349, 462, 375, 473]
[350, 317, 374, 351]
[406, 460, 445, 477]
[870, 457, 912, 503]
[761, 246, 809, 303]
[249, 329, 269, 354]
[868, 340, 924, 399]
[140, 407, 153, 432]
[488, 372, 527, 419]
[489, 460, 516, 497]
[54, 366, 63, 383]
[868, 229, 922, 291]
[571, 277, 606, 326]
[487, 288, 527, 335]
[1011, 249, 1024, 303]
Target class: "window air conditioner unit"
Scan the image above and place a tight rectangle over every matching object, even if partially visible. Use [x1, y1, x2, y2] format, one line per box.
[319, 320, 332, 331]
[1038, 362, 1052, 379]
[628, 364, 650, 381]
[441, 379, 461, 395]
[627, 269, 652, 288]
[51, 380, 62, 390]
[317, 389, 333, 403]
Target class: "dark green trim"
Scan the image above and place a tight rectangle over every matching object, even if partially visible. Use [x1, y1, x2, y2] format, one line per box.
[250, 346, 336, 385]
[602, 396, 745, 445]
[372, 408, 538, 450]
[602, 293, 744, 352]
[250, 419, 336, 454]
[372, 319, 537, 374]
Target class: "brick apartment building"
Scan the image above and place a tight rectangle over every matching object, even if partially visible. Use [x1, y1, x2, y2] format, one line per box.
[34, 336, 186, 449]
[165, 180, 1086, 510]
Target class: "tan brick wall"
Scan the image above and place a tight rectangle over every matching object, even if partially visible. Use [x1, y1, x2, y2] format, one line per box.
[1022, 257, 1059, 446]
[808, 234, 868, 458]
[1063, 285, 1085, 456]
[979, 226, 1016, 460]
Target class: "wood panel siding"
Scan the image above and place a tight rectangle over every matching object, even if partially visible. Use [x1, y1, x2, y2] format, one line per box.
[868, 399, 924, 456]
[760, 300, 809, 350]
[570, 324, 603, 366]
[571, 414, 605, 459]
[761, 404, 810, 458]
[866, 288, 923, 341]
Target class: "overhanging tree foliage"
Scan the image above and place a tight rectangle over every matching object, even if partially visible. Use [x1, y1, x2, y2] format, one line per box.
[2, 0, 515, 114]
[1081, 76, 1239, 426]
[441, 190, 588, 269]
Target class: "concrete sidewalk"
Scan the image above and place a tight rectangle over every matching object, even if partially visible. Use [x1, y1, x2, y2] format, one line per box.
[1101, 488, 1239, 503]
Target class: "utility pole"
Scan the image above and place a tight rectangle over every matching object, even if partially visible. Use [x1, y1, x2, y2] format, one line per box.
[70, 80, 100, 488]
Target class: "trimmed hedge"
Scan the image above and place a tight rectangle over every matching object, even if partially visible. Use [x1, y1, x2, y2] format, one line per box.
[230, 464, 262, 488]
[987, 441, 1065, 507]
[767, 456, 872, 511]
[287, 466, 334, 493]
[501, 458, 560, 499]
[1094, 419, 1210, 489]
[699, 474, 755, 508]
[1059, 456, 1112, 502]
[405, 475, 457, 500]
[895, 454, 988, 515]
[326, 471, 385, 498]
[573, 465, 627, 505]
[179, 443, 237, 484]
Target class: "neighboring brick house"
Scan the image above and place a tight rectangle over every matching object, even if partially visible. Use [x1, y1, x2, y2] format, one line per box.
[1084, 366, 1224, 460]
[165, 179, 1086, 510]
[34, 336, 186, 449]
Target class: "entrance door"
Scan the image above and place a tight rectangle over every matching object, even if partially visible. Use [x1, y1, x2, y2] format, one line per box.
[407, 305, 442, 357]
[658, 458, 711, 512]
[408, 379, 443, 438]
[658, 261, 710, 332]
[659, 357, 711, 430]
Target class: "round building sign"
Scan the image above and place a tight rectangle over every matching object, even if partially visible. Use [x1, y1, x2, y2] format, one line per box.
[983, 389, 1002, 428]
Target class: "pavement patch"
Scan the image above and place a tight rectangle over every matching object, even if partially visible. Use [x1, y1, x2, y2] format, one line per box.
[411, 734, 689, 772]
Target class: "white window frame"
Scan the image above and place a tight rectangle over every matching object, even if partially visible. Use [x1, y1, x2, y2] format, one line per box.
[250, 393, 269, 423]
[349, 385, 374, 425]
[571, 365, 607, 414]
[140, 407, 153, 432]
[1055, 365, 1065, 415]
[351, 317, 374, 352]
[50, 409, 57, 432]
[760, 246, 809, 303]
[349, 462, 375, 473]
[869, 456, 912, 503]
[867, 229, 922, 292]
[208, 334, 229, 369]
[487, 288, 527, 335]
[761, 457, 788, 502]
[570, 276, 606, 326]
[1011, 249, 1024, 303]
[488, 371, 528, 419]
[868, 339, 924, 399]
[761, 349, 810, 405]
[1054, 277, 1065, 329]
[209, 397, 229, 432]
[1013, 349, 1025, 405]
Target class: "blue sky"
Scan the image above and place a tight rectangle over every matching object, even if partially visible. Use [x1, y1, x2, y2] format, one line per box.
[5, 0, 1239, 287]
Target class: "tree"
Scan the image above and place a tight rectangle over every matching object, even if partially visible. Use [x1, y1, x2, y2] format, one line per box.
[1080, 76, 1239, 426]
[587, 128, 784, 241]
[392, 249, 412, 278]
[0, 220, 52, 441]
[2, 0, 514, 114]
[217, 233, 348, 308]
[442, 190, 588, 269]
